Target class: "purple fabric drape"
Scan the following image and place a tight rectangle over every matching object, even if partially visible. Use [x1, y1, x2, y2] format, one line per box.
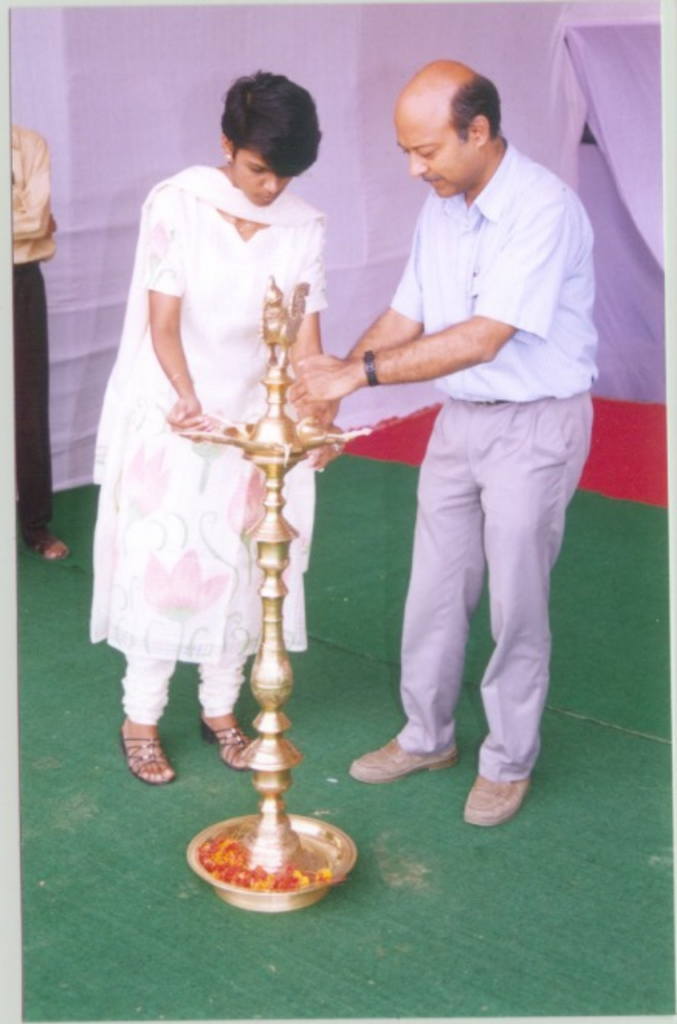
[9, 3, 664, 489]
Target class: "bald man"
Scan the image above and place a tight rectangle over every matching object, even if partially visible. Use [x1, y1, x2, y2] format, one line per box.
[292, 61, 597, 826]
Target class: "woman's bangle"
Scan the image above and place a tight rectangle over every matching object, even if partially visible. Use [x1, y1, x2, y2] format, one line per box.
[169, 370, 192, 385]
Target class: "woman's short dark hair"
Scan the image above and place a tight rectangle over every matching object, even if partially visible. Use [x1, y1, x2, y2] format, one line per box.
[221, 71, 321, 177]
[451, 73, 501, 140]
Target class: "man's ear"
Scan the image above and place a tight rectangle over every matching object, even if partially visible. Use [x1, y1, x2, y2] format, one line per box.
[469, 115, 491, 146]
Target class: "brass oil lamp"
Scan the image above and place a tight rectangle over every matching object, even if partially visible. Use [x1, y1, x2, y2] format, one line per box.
[185, 278, 366, 912]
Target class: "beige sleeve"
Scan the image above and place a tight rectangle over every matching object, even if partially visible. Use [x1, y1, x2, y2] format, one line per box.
[12, 129, 53, 243]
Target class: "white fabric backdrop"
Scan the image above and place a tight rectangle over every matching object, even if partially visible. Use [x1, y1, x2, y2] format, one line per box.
[566, 19, 664, 267]
[568, 17, 665, 401]
[8, 1, 663, 491]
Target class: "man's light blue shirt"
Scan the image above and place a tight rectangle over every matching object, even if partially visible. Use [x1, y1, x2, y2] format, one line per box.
[391, 142, 598, 402]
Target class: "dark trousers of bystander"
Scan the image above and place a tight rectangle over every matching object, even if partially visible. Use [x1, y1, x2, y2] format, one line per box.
[13, 260, 54, 543]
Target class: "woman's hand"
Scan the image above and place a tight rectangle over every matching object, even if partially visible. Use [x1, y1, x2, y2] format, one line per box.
[167, 393, 211, 431]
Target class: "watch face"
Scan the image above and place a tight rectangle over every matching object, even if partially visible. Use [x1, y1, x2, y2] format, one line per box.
[364, 350, 379, 386]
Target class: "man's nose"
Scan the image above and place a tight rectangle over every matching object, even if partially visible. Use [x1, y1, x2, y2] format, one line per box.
[409, 152, 428, 178]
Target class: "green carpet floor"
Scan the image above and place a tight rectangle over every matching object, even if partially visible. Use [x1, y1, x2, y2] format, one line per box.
[17, 456, 674, 1021]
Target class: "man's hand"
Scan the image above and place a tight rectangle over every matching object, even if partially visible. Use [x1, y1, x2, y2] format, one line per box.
[290, 395, 340, 430]
[290, 354, 364, 406]
[307, 441, 344, 471]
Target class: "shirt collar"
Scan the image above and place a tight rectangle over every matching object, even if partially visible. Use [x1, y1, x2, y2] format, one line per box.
[439, 139, 517, 225]
[472, 139, 516, 222]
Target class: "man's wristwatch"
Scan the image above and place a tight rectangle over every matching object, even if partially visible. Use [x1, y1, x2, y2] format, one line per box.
[363, 349, 379, 387]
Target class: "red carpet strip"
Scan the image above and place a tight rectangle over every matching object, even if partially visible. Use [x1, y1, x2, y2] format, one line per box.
[344, 397, 668, 508]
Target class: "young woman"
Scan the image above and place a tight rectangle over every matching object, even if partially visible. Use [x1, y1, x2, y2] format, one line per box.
[91, 72, 335, 784]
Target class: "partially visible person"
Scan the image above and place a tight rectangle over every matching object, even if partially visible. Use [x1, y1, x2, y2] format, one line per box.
[91, 72, 337, 785]
[291, 60, 597, 826]
[12, 125, 69, 560]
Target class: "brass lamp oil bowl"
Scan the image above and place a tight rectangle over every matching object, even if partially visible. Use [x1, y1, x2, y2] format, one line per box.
[183, 277, 367, 912]
[187, 815, 358, 913]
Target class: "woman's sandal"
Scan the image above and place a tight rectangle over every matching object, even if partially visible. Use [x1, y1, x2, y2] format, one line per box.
[200, 719, 251, 771]
[120, 729, 176, 785]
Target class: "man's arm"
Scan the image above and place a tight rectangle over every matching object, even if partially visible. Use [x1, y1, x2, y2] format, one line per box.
[292, 311, 515, 404]
[288, 307, 422, 404]
[12, 132, 54, 243]
[367, 314, 515, 384]
[349, 307, 425, 358]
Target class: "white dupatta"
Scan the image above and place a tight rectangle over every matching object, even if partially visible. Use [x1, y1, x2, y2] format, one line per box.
[93, 165, 324, 482]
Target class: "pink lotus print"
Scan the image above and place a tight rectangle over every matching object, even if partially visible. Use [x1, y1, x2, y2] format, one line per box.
[128, 444, 171, 518]
[147, 217, 179, 288]
[228, 470, 267, 538]
[144, 550, 229, 620]
[148, 219, 172, 265]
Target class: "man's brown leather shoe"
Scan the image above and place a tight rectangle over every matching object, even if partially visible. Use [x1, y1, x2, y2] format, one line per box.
[464, 775, 531, 826]
[349, 738, 458, 784]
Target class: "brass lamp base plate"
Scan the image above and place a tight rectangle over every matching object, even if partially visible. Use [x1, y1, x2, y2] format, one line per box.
[187, 814, 357, 913]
